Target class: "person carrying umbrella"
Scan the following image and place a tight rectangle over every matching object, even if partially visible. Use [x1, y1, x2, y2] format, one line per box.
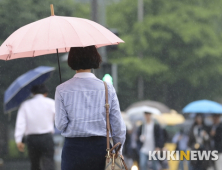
[188, 114, 211, 170]
[55, 46, 126, 170]
[15, 84, 55, 170]
[0, 5, 125, 169]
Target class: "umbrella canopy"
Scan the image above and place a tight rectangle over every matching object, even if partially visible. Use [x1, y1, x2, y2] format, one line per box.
[125, 100, 171, 113]
[4, 66, 55, 113]
[182, 99, 222, 114]
[126, 106, 161, 121]
[0, 14, 123, 60]
[153, 110, 185, 126]
[0, 5, 124, 83]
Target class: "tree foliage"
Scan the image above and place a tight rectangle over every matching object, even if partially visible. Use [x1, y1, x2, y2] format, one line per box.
[107, 0, 222, 110]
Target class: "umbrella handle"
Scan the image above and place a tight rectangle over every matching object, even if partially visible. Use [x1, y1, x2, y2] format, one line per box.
[50, 4, 55, 16]
[57, 49, 62, 83]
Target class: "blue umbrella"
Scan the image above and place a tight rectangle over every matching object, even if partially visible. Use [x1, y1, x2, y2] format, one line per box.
[4, 66, 55, 113]
[182, 99, 222, 114]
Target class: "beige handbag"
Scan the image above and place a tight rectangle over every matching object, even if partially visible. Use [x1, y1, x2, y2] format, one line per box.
[103, 82, 128, 170]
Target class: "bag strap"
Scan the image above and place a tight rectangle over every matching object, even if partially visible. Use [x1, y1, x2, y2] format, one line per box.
[104, 82, 122, 156]
[104, 81, 111, 151]
[103, 82, 128, 170]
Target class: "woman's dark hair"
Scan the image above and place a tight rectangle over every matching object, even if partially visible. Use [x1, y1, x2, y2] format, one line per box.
[192, 114, 206, 127]
[68, 46, 102, 70]
[31, 84, 48, 94]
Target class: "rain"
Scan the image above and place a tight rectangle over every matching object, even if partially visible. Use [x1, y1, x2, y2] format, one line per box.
[1, 0, 222, 170]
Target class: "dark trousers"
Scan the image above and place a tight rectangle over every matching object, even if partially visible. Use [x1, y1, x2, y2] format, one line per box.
[27, 133, 55, 170]
[62, 136, 107, 170]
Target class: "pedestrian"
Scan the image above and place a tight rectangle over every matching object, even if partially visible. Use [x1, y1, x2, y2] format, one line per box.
[137, 111, 165, 170]
[15, 84, 55, 170]
[172, 129, 189, 170]
[210, 114, 222, 170]
[188, 114, 210, 170]
[55, 46, 126, 170]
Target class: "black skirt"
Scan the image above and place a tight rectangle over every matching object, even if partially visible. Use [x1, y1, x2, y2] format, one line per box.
[61, 136, 107, 170]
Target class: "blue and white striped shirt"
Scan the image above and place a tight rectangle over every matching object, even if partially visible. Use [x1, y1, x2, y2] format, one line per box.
[55, 72, 126, 152]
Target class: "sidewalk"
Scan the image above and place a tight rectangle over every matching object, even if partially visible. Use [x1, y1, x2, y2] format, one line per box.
[0, 160, 30, 170]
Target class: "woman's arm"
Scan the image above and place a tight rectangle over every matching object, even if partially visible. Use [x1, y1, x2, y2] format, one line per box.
[55, 87, 69, 132]
[109, 86, 126, 155]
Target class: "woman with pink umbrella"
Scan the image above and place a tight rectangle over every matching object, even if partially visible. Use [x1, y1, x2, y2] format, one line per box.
[0, 5, 127, 170]
[55, 46, 126, 169]
[0, 5, 124, 83]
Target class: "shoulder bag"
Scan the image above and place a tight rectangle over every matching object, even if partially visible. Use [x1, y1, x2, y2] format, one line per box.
[103, 81, 128, 170]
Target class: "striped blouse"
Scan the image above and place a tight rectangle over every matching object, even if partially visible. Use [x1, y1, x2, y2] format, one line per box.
[55, 72, 126, 153]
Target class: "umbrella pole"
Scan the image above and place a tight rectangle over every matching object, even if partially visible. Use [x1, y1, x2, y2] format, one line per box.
[56, 49, 62, 83]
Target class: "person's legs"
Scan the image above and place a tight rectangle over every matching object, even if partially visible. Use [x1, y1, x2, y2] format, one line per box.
[139, 152, 148, 170]
[178, 160, 184, 170]
[40, 134, 55, 170]
[41, 148, 54, 170]
[27, 136, 41, 170]
[151, 159, 159, 170]
[29, 150, 41, 170]
[191, 160, 207, 170]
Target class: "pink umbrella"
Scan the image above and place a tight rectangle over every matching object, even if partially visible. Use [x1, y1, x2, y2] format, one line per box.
[0, 5, 124, 82]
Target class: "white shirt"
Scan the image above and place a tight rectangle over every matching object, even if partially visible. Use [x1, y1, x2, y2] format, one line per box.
[15, 94, 55, 143]
[140, 121, 155, 154]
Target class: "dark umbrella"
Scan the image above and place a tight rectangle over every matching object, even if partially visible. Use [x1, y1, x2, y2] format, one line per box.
[4, 66, 55, 113]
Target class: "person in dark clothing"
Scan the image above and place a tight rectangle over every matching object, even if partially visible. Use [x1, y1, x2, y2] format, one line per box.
[137, 112, 165, 170]
[137, 119, 164, 151]
[188, 114, 210, 170]
[210, 114, 222, 170]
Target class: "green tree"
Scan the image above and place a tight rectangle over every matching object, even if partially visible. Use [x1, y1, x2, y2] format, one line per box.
[107, 0, 222, 110]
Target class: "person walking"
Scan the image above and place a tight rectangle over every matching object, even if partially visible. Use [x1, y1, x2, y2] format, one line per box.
[15, 84, 55, 170]
[188, 114, 210, 170]
[210, 114, 222, 170]
[55, 46, 126, 170]
[172, 129, 189, 170]
[137, 111, 165, 170]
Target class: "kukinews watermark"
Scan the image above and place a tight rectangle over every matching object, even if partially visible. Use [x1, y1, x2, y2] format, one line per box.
[148, 151, 218, 161]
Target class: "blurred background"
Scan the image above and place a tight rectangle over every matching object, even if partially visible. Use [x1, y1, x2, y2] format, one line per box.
[1, 0, 222, 169]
